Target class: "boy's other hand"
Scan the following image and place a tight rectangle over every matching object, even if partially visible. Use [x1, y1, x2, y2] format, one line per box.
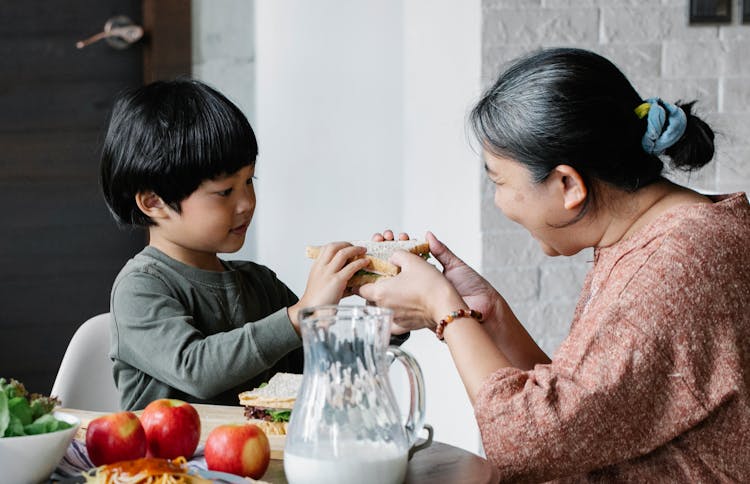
[288, 242, 370, 333]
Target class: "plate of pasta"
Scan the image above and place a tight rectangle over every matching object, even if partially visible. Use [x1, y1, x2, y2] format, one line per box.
[75, 456, 268, 484]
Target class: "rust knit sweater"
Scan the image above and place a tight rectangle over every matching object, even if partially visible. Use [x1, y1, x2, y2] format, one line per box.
[475, 193, 750, 482]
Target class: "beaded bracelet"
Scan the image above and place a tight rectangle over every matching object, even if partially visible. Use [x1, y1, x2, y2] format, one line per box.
[435, 309, 483, 340]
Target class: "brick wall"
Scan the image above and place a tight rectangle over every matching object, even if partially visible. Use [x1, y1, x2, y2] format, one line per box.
[480, 0, 750, 354]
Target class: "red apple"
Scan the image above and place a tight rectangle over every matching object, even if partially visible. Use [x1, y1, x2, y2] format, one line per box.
[85, 411, 147, 466]
[140, 399, 201, 460]
[204, 424, 271, 479]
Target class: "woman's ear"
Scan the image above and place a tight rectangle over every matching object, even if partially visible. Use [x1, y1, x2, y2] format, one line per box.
[134, 191, 169, 220]
[553, 165, 587, 210]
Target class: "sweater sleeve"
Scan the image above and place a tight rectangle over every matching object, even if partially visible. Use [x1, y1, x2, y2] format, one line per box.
[110, 270, 301, 400]
[473, 244, 732, 481]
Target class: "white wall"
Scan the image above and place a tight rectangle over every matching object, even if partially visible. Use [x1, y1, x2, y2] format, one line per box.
[192, 0, 258, 258]
[255, 0, 483, 453]
[401, 0, 483, 454]
[254, 0, 404, 277]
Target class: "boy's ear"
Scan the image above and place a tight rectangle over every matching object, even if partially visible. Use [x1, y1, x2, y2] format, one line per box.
[551, 165, 587, 211]
[135, 191, 170, 220]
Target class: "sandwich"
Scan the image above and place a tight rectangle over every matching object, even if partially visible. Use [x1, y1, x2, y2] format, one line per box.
[305, 239, 431, 287]
[238, 372, 302, 435]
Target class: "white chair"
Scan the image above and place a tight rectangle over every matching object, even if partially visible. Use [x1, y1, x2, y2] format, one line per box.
[51, 313, 120, 412]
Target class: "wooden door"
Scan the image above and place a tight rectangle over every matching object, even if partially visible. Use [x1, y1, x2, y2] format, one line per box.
[1, 1, 146, 395]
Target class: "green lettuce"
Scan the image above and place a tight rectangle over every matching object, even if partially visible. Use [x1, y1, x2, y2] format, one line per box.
[0, 378, 72, 437]
[266, 409, 291, 422]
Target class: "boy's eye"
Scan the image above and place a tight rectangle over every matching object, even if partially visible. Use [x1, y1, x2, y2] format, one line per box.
[217, 188, 233, 197]
[246, 175, 257, 185]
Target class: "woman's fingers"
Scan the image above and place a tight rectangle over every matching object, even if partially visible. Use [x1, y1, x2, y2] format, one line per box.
[356, 279, 380, 302]
[388, 248, 427, 269]
[426, 231, 463, 270]
[372, 230, 411, 242]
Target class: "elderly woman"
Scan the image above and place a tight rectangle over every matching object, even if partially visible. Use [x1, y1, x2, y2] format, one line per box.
[359, 48, 750, 481]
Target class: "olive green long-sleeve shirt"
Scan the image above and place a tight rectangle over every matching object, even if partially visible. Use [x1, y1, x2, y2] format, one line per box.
[109, 246, 303, 411]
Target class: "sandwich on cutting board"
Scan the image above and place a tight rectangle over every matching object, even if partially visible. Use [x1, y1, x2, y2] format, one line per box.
[239, 372, 302, 435]
[305, 239, 431, 287]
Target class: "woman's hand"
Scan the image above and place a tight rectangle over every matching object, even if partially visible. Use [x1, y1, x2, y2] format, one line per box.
[363, 230, 436, 333]
[363, 230, 547, 396]
[288, 242, 370, 332]
[373, 230, 507, 327]
[428, 231, 550, 369]
[357, 247, 466, 333]
[424, 231, 506, 325]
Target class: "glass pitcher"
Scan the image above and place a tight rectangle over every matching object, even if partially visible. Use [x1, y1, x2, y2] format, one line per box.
[284, 305, 431, 484]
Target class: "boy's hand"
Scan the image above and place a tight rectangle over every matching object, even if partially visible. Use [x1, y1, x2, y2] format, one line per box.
[288, 242, 371, 332]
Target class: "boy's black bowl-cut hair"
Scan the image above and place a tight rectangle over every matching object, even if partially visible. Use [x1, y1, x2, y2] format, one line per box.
[100, 78, 258, 227]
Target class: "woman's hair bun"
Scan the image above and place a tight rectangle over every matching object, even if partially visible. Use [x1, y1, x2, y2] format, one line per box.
[665, 101, 715, 171]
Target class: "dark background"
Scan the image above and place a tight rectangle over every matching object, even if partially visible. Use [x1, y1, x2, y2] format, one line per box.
[0, 0, 190, 395]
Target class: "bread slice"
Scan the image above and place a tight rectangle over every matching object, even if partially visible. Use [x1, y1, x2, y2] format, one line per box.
[249, 420, 289, 436]
[239, 372, 302, 409]
[305, 240, 430, 285]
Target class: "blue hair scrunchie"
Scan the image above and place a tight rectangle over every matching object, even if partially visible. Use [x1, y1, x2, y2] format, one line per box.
[636, 97, 687, 156]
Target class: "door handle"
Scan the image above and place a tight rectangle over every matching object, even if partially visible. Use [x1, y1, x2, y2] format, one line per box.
[76, 15, 144, 50]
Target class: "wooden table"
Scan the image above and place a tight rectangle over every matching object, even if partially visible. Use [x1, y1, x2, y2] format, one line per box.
[59, 405, 499, 484]
[260, 441, 499, 484]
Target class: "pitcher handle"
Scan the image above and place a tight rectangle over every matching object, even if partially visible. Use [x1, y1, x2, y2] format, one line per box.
[409, 424, 434, 460]
[387, 345, 428, 456]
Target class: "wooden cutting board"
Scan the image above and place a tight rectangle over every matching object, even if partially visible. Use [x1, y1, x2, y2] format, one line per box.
[58, 403, 286, 460]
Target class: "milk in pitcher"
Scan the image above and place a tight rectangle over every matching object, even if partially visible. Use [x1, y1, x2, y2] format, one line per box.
[284, 442, 408, 484]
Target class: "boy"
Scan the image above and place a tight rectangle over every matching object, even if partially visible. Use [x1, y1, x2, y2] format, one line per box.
[100, 79, 370, 410]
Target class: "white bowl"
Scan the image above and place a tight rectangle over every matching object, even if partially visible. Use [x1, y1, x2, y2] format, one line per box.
[0, 411, 80, 484]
